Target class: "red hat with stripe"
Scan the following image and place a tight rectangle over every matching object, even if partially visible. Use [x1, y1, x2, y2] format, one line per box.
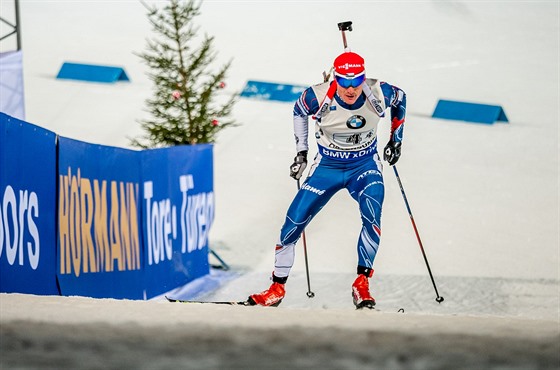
[333, 52, 365, 78]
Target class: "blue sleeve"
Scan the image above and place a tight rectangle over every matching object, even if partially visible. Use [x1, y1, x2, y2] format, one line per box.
[380, 82, 407, 143]
[293, 87, 320, 117]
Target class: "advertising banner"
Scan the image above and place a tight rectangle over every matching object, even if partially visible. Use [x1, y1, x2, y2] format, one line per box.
[2, 115, 214, 299]
[141, 144, 213, 298]
[57, 137, 144, 299]
[0, 113, 58, 294]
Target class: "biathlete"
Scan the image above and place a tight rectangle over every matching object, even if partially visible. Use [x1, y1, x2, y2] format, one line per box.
[249, 51, 407, 308]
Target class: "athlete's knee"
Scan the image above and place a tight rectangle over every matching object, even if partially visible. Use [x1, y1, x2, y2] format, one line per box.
[280, 209, 313, 244]
[279, 223, 304, 245]
[359, 193, 383, 225]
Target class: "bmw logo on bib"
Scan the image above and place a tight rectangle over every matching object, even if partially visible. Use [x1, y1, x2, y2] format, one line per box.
[346, 115, 366, 129]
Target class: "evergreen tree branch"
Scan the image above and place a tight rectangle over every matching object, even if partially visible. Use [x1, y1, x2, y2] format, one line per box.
[133, 0, 238, 148]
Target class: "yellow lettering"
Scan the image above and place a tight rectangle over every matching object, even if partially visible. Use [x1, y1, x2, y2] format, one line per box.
[119, 182, 132, 270]
[94, 180, 111, 272]
[129, 183, 141, 270]
[69, 169, 82, 277]
[80, 177, 96, 273]
[59, 168, 143, 276]
[109, 181, 123, 271]
[58, 171, 70, 274]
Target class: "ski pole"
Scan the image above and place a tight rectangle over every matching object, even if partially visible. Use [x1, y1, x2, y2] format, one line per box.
[392, 165, 444, 303]
[297, 178, 315, 298]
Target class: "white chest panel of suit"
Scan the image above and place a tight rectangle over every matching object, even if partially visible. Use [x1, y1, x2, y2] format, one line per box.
[311, 79, 386, 160]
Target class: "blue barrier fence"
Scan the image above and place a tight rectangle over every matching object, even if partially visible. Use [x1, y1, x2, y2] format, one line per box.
[0, 114, 59, 295]
[141, 145, 213, 298]
[0, 112, 213, 299]
[57, 137, 145, 299]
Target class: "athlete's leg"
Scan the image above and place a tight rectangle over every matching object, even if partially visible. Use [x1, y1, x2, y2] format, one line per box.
[274, 156, 344, 278]
[347, 154, 385, 270]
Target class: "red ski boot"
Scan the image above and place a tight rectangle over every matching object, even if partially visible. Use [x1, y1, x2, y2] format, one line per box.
[248, 281, 286, 307]
[352, 274, 376, 309]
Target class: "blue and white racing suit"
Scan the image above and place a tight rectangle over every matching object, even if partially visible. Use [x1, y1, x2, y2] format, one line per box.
[274, 78, 406, 278]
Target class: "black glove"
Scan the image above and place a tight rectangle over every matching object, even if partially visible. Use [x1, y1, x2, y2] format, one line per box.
[383, 141, 402, 166]
[289, 151, 308, 179]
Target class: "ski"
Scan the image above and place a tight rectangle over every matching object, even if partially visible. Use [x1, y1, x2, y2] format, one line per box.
[165, 296, 254, 306]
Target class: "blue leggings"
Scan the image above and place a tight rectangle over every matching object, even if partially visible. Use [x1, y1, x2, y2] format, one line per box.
[274, 152, 384, 278]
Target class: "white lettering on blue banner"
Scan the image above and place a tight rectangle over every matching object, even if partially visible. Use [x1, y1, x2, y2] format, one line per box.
[0, 185, 40, 270]
[144, 175, 214, 266]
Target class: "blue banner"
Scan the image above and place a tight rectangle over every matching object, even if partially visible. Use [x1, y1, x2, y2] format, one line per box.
[57, 137, 144, 299]
[2, 114, 215, 299]
[141, 144, 213, 298]
[0, 113, 58, 294]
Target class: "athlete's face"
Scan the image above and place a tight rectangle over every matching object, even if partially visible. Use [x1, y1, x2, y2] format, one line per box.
[336, 83, 364, 105]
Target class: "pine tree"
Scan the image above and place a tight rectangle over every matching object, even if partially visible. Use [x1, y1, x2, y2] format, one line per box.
[132, 0, 237, 148]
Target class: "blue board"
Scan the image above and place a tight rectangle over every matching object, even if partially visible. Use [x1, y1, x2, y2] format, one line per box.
[1, 113, 216, 300]
[240, 80, 306, 103]
[56, 62, 129, 83]
[432, 99, 508, 124]
[57, 137, 144, 299]
[140, 145, 213, 298]
[0, 113, 59, 295]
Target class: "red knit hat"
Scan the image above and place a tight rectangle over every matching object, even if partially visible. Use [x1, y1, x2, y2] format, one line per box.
[333, 52, 365, 77]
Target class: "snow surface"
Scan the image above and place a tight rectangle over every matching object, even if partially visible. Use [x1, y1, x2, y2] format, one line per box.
[0, 0, 559, 369]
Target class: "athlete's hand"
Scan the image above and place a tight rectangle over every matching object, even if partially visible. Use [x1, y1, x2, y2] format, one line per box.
[383, 141, 402, 166]
[290, 151, 308, 179]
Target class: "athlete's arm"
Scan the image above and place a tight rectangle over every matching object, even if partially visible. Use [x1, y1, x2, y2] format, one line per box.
[380, 82, 407, 143]
[293, 87, 320, 153]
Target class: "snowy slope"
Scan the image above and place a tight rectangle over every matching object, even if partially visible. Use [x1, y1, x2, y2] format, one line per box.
[0, 0, 558, 308]
[2, 292, 558, 369]
[0, 1, 559, 369]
